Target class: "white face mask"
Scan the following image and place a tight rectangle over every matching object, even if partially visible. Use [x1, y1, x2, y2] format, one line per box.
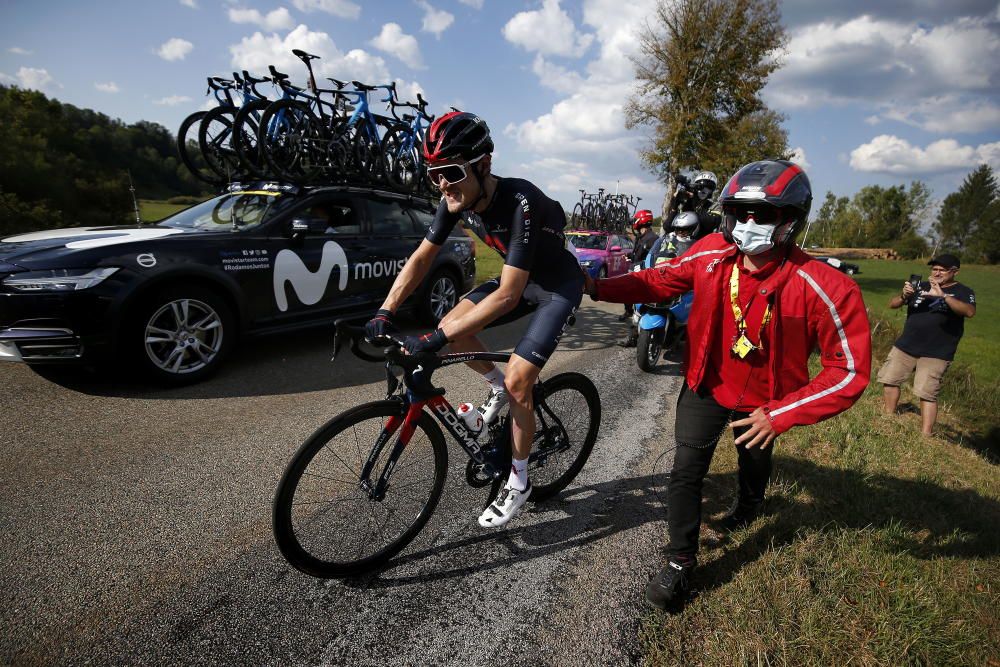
[731, 217, 776, 255]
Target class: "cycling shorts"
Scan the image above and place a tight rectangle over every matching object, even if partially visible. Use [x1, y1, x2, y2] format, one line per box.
[464, 274, 583, 368]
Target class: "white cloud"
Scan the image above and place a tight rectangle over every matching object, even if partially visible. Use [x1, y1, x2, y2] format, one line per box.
[502, 0, 594, 58]
[416, 0, 453, 38]
[179, 0, 198, 7]
[290, 0, 360, 19]
[530, 54, 585, 94]
[95, 81, 120, 93]
[156, 37, 194, 61]
[369, 23, 424, 69]
[766, 13, 1000, 135]
[789, 147, 810, 170]
[501, 0, 662, 209]
[16, 67, 56, 91]
[8, 47, 33, 55]
[850, 135, 1000, 174]
[0, 72, 16, 84]
[153, 95, 192, 106]
[230, 24, 392, 85]
[228, 7, 294, 31]
[876, 96, 1000, 134]
[457, 0, 483, 8]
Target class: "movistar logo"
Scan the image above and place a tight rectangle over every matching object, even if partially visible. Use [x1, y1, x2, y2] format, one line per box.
[273, 241, 349, 312]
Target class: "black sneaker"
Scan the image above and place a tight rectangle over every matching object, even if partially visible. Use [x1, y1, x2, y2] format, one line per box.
[719, 501, 763, 531]
[644, 559, 694, 611]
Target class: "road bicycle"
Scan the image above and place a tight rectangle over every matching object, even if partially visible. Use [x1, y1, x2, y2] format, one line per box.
[176, 76, 240, 186]
[272, 322, 601, 578]
[256, 51, 399, 183]
[381, 94, 433, 193]
[197, 71, 272, 182]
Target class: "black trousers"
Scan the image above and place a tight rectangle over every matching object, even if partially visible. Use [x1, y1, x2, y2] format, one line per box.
[667, 384, 774, 560]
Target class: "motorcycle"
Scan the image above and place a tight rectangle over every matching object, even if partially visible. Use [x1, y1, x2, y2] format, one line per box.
[631, 240, 693, 372]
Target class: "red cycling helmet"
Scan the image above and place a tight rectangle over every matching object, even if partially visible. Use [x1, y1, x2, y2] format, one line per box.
[422, 111, 494, 163]
[632, 209, 654, 230]
[719, 159, 812, 246]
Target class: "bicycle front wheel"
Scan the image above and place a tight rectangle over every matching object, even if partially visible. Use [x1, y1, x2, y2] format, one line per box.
[273, 401, 448, 578]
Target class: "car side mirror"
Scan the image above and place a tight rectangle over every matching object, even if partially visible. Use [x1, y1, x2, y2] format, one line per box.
[290, 217, 329, 242]
[610, 245, 622, 252]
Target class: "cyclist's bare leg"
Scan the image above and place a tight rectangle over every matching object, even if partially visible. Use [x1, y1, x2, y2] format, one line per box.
[439, 299, 495, 375]
[505, 353, 541, 462]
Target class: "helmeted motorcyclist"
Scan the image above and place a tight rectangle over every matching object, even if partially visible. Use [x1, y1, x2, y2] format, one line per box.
[586, 159, 872, 612]
[665, 170, 720, 238]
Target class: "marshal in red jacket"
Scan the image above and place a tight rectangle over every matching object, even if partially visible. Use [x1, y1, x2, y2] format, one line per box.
[595, 233, 872, 434]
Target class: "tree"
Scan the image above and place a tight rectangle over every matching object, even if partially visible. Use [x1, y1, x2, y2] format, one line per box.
[806, 184, 930, 258]
[934, 165, 999, 263]
[625, 0, 790, 217]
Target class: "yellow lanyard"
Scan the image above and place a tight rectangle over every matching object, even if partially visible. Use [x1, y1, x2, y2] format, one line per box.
[729, 263, 772, 358]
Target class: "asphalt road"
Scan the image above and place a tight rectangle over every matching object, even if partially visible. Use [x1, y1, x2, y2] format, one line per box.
[1, 301, 684, 666]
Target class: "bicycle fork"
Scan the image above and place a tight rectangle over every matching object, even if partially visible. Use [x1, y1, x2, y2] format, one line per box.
[358, 400, 424, 501]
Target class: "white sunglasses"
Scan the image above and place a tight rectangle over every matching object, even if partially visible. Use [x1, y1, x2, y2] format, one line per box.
[426, 154, 486, 188]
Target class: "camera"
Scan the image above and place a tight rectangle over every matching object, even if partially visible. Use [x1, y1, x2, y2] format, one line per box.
[909, 274, 922, 288]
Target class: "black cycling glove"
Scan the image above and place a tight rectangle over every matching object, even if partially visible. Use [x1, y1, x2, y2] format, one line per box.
[365, 308, 398, 342]
[403, 329, 448, 355]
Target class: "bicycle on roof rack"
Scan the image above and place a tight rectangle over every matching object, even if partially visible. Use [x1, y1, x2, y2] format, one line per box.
[271, 321, 602, 578]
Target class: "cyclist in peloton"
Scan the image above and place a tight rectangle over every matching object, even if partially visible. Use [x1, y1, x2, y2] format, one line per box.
[365, 112, 584, 528]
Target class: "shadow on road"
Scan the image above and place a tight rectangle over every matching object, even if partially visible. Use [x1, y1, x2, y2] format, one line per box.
[346, 455, 1000, 590]
[29, 305, 628, 400]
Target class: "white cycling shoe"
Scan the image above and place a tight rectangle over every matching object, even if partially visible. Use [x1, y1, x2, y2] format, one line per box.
[478, 481, 532, 529]
[480, 387, 509, 424]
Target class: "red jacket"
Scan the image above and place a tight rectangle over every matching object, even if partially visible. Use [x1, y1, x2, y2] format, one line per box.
[595, 233, 871, 434]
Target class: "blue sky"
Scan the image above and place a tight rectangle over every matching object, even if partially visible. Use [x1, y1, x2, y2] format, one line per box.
[2, 0, 998, 222]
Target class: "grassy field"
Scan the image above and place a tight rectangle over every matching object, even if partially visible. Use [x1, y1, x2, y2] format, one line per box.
[642, 260, 1000, 665]
[138, 199, 190, 222]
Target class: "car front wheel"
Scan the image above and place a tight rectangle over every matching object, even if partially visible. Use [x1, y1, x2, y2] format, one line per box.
[129, 285, 236, 385]
[419, 269, 459, 325]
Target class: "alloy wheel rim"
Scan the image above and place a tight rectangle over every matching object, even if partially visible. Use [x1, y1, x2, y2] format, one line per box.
[144, 298, 223, 374]
[430, 277, 457, 319]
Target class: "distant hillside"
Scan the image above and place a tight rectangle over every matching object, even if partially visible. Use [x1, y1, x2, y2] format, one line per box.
[0, 85, 209, 236]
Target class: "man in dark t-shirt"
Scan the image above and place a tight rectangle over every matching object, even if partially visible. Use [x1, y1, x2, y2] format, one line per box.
[877, 254, 976, 435]
[365, 112, 583, 529]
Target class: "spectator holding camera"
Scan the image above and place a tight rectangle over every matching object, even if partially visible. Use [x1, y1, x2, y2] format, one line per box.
[878, 254, 976, 435]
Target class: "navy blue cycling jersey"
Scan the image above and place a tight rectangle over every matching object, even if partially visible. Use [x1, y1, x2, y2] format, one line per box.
[425, 177, 580, 289]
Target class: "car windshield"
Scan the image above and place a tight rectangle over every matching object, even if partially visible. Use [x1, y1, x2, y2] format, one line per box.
[567, 234, 608, 250]
[158, 192, 293, 231]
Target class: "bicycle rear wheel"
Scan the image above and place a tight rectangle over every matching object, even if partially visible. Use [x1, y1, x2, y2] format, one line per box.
[198, 106, 245, 180]
[258, 99, 325, 182]
[491, 372, 601, 502]
[231, 98, 271, 178]
[177, 111, 222, 185]
[273, 400, 448, 578]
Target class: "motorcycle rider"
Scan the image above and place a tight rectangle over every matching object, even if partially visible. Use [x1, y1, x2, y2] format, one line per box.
[665, 170, 719, 236]
[584, 159, 872, 611]
[649, 210, 700, 266]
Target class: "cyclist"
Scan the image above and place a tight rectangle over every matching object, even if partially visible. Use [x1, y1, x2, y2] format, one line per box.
[619, 210, 658, 323]
[584, 159, 871, 610]
[365, 111, 583, 529]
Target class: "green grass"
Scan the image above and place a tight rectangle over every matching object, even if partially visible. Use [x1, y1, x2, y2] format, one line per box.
[138, 199, 190, 222]
[472, 236, 505, 283]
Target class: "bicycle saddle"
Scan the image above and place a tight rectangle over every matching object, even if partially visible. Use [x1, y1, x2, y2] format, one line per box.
[268, 65, 289, 81]
[352, 81, 377, 91]
[292, 48, 320, 61]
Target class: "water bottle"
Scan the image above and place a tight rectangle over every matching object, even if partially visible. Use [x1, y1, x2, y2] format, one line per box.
[457, 402, 484, 437]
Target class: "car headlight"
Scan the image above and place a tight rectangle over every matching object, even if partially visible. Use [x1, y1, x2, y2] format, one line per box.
[2, 267, 120, 292]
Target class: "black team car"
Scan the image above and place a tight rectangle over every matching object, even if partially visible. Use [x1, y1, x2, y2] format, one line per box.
[0, 183, 475, 384]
